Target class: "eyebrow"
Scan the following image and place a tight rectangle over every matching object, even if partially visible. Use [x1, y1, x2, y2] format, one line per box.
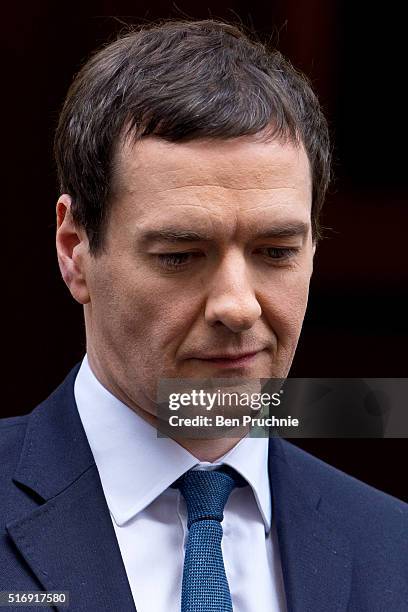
[140, 229, 211, 243]
[252, 222, 309, 239]
[139, 222, 309, 244]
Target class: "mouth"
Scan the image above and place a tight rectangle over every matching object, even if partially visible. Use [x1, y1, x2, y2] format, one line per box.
[190, 351, 262, 369]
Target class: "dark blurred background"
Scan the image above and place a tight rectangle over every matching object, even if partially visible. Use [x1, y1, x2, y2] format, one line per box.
[1, 1, 407, 500]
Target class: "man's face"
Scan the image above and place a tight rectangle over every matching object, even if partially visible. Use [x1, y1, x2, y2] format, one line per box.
[69, 134, 314, 414]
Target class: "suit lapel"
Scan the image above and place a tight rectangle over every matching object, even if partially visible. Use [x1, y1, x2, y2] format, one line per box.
[6, 364, 135, 611]
[269, 438, 352, 612]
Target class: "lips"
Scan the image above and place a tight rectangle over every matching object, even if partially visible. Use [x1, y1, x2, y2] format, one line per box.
[189, 350, 262, 368]
[197, 351, 260, 361]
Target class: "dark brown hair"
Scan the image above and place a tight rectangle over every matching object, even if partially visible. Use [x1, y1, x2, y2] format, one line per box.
[54, 19, 331, 255]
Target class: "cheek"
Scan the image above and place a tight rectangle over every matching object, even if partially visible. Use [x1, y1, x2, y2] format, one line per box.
[92, 264, 197, 353]
[261, 271, 311, 341]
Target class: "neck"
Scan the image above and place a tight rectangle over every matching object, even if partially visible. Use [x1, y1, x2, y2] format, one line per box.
[171, 435, 244, 462]
[85, 350, 248, 462]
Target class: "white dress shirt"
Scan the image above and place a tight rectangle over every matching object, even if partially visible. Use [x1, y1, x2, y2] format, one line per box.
[74, 355, 287, 611]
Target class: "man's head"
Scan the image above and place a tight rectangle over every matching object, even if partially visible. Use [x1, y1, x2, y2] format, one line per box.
[55, 19, 330, 421]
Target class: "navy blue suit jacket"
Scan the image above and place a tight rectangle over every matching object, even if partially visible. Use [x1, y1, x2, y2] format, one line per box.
[1, 364, 407, 611]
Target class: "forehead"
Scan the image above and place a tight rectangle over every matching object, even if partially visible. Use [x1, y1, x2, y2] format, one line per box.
[111, 134, 313, 237]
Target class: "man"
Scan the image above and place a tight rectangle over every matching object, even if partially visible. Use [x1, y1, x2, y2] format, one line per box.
[0, 19, 406, 612]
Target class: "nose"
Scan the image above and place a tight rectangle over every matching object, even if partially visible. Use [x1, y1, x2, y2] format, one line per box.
[204, 251, 262, 333]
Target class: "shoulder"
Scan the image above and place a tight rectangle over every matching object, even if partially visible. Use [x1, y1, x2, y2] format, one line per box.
[0, 415, 30, 496]
[281, 439, 407, 543]
[0, 415, 29, 460]
[273, 441, 408, 608]
[0, 362, 81, 487]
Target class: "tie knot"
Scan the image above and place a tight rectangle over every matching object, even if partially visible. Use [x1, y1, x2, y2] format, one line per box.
[173, 466, 246, 528]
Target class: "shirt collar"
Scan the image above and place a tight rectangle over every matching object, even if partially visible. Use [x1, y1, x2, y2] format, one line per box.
[74, 355, 271, 533]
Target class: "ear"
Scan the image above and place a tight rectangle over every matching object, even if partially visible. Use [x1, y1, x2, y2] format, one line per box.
[56, 195, 90, 304]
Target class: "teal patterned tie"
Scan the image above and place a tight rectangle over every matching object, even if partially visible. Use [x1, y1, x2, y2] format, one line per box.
[172, 467, 246, 612]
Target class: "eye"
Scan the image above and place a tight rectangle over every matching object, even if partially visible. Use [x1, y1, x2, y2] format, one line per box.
[157, 252, 197, 270]
[257, 246, 300, 262]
